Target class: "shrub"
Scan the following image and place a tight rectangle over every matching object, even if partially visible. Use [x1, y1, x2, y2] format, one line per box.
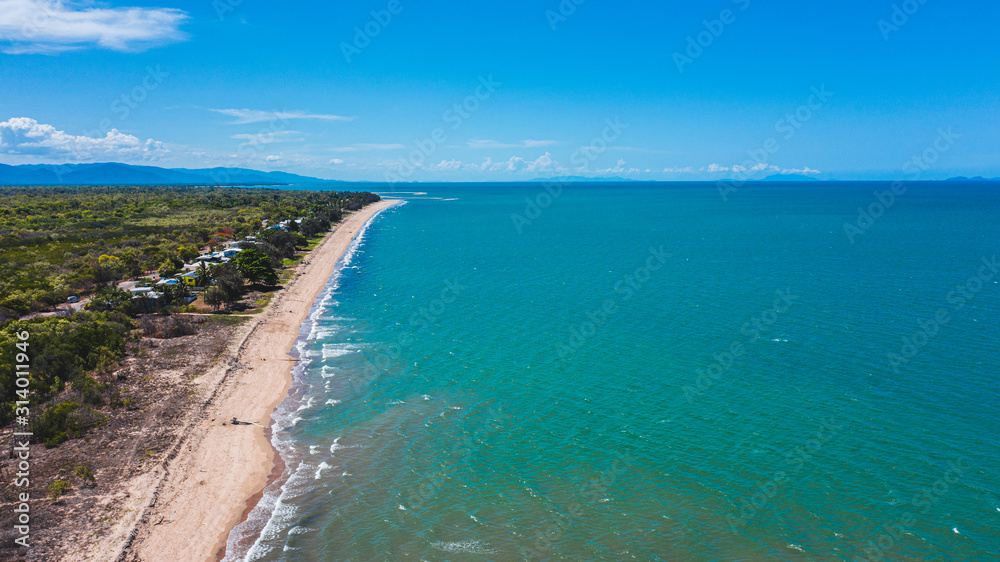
[47, 480, 72, 501]
[34, 401, 107, 448]
[74, 465, 96, 485]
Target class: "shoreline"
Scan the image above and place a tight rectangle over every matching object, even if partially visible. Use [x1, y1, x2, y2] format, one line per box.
[121, 199, 402, 561]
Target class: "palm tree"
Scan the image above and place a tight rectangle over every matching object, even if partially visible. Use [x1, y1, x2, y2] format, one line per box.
[196, 261, 212, 287]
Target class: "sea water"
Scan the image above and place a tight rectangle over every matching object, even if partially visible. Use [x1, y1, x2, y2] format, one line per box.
[227, 181, 1000, 561]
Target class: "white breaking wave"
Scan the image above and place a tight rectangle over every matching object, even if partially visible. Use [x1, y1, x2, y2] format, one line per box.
[430, 540, 497, 555]
[223, 202, 404, 562]
[322, 343, 358, 360]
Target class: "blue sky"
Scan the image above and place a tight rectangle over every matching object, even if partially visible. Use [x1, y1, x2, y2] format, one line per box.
[1, 0, 998, 181]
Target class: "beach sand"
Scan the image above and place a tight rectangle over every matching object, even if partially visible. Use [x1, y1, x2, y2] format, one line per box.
[108, 199, 401, 561]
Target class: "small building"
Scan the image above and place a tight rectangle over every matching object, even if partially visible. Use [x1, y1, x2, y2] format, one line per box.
[156, 278, 180, 287]
[180, 271, 200, 286]
[131, 290, 163, 313]
[222, 248, 242, 259]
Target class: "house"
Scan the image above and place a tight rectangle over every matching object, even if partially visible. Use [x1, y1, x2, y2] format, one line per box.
[180, 271, 200, 286]
[195, 252, 227, 264]
[222, 248, 242, 259]
[131, 290, 163, 313]
[156, 278, 180, 287]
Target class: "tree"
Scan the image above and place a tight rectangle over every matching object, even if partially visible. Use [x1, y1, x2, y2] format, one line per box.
[212, 263, 245, 303]
[203, 286, 225, 311]
[86, 286, 134, 315]
[157, 255, 183, 279]
[233, 248, 279, 287]
[299, 216, 331, 238]
[196, 261, 212, 287]
[119, 250, 143, 278]
[259, 229, 298, 259]
[160, 282, 190, 306]
[177, 245, 200, 263]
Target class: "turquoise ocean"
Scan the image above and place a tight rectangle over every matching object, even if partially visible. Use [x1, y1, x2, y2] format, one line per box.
[225, 181, 1000, 561]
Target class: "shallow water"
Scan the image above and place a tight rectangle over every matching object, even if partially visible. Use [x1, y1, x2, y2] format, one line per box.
[228, 181, 1000, 561]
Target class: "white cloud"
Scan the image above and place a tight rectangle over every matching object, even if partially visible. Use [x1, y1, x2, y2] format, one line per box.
[231, 130, 300, 145]
[466, 139, 558, 149]
[525, 152, 558, 172]
[704, 162, 821, 177]
[265, 154, 281, 162]
[779, 167, 821, 175]
[594, 158, 640, 176]
[330, 143, 405, 152]
[468, 152, 566, 174]
[329, 158, 344, 165]
[209, 108, 356, 125]
[0, 117, 166, 160]
[0, 0, 188, 54]
[663, 166, 695, 173]
[432, 159, 462, 171]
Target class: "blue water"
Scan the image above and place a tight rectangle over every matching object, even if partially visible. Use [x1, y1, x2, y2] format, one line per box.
[227, 182, 1000, 561]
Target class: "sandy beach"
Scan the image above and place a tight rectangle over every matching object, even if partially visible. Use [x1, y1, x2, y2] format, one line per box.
[97, 199, 402, 561]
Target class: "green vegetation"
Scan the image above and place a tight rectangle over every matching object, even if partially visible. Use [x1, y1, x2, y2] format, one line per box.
[0, 311, 134, 421]
[47, 479, 72, 501]
[0, 185, 380, 442]
[233, 248, 279, 286]
[33, 400, 107, 448]
[0, 185, 379, 320]
[74, 464, 97, 486]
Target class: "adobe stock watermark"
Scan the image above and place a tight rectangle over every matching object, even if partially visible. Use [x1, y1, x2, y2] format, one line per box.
[385, 75, 501, 184]
[214, 0, 245, 21]
[555, 246, 670, 359]
[673, 0, 751, 73]
[878, 0, 931, 41]
[11, 329, 32, 549]
[15, 0, 57, 42]
[361, 279, 466, 378]
[850, 459, 967, 561]
[718, 85, 833, 202]
[397, 407, 511, 523]
[545, 0, 587, 31]
[887, 254, 997, 374]
[727, 416, 843, 532]
[49, 65, 169, 182]
[211, 114, 292, 185]
[521, 451, 635, 560]
[511, 117, 628, 234]
[843, 127, 960, 243]
[341, 0, 407, 63]
[683, 288, 798, 403]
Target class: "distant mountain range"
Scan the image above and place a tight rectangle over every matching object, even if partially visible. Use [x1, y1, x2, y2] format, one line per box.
[2, 163, 997, 186]
[0, 162, 328, 186]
